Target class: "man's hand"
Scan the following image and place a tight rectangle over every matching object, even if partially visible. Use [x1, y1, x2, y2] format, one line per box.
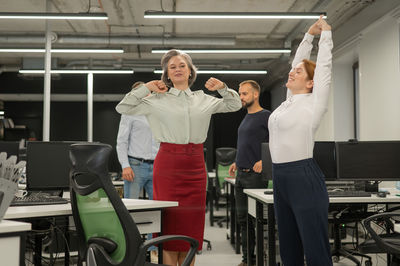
[228, 162, 237, 177]
[253, 160, 262, 173]
[145, 80, 168, 93]
[122, 167, 135, 182]
[205, 77, 225, 91]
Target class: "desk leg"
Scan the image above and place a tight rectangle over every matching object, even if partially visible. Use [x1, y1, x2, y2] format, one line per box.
[256, 201, 264, 266]
[247, 213, 252, 266]
[65, 225, 70, 266]
[230, 183, 235, 246]
[210, 186, 215, 226]
[34, 234, 42, 266]
[267, 204, 276, 266]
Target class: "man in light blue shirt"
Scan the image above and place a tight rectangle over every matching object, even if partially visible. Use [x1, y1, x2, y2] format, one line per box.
[116, 82, 160, 199]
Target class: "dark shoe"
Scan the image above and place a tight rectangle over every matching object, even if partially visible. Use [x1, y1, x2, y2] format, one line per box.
[237, 262, 247, 266]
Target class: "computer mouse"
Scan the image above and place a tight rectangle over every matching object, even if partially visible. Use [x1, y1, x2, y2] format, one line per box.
[377, 191, 387, 198]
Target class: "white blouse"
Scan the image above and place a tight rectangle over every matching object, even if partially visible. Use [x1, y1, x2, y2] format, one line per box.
[116, 85, 241, 144]
[268, 31, 333, 163]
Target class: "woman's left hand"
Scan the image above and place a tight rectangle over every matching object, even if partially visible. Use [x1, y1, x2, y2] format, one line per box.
[205, 77, 225, 91]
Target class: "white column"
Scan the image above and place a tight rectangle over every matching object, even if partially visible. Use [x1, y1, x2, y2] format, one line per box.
[87, 73, 93, 142]
[42, 0, 51, 141]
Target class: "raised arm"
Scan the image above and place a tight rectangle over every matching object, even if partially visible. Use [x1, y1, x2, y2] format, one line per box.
[312, 20, 333, 127]
[115, 81, 167, 115]
[204, 77, 242, 113]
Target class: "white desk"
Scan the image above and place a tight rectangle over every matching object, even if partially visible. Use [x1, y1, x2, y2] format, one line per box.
[4, 199, 178, 266]
[244, 188, 400, 266]
[0, 220, 31, 266]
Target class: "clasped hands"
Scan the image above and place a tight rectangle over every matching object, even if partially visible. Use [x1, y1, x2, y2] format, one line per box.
[145, 77, 225, 94]
[308, 15, 331, 35]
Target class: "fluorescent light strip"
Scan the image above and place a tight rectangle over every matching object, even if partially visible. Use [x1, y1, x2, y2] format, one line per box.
[0, 111, 4, 115]
[154, 70, 267, 75]
[0, 12, 108, 20]
[152, 49, 290, 54]
[0, 48, 123, 53]
[19, 70, 133, 74]
[145, 11, 326, 19]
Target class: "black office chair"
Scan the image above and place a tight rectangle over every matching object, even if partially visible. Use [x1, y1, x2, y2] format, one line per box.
[69, 143, 198, 266]
[330, 204, 372, 265]
[210, 148, 236, 228]
[359, 211, 400, 266]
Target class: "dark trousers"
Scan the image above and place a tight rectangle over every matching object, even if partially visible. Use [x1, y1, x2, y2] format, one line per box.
[272, 158, 332, 266]
[235, 170, 268, 264]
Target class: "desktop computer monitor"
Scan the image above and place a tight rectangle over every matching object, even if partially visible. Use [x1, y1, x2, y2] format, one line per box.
[262, 141, 337, 181]
[0, 141, 20, 161]
[261, 143, 272, 180]
[313, 141, 337, 181]
[336, 141, 400, 181]
[26, 141, 79, 191]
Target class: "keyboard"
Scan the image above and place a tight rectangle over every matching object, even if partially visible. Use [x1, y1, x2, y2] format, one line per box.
[10, 194, 69, 206]
[328, 190, 372, 197]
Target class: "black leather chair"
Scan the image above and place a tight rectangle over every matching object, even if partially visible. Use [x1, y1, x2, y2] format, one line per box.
[359, 212, 400, 266]
[330, 204, 372, 265]
[69, 143, 198, 266]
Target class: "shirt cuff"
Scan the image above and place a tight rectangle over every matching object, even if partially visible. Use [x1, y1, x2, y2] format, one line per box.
[304, 32, 315, 42]
[121, 162, 130, 169]
[319, 30, 332, 42]
[131, 84, 151, 99]
[217, 84, 229, 96]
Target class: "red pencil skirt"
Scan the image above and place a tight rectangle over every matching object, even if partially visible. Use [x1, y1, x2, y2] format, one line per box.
[153, 142, 207, 251]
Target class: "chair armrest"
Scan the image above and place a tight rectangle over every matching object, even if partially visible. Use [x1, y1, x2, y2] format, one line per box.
[363, 212, 400, 255]
[88, 237, 117, 254]
[134, 235, 199, 266]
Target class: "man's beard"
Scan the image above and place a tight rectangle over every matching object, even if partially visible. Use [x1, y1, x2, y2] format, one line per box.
[242, 99, 254, 109]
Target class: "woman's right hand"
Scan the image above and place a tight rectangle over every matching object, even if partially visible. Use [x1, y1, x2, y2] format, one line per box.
[145, 80, 168, 93]
[308, 16, 323, 35]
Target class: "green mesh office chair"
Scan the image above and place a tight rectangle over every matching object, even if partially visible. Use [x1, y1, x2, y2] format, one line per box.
[69, 143, 198, 266]
[213, 147, 236, 227]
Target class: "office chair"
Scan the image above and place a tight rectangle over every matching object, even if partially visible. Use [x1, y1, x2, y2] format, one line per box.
[69, 143, 198, 266]
[212, 147, 236, 228]
[330, 204, 372, 265]
[359, 211, 400, 266]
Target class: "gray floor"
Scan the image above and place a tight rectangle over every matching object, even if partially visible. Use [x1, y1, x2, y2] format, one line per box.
[196, 210, 388, 266]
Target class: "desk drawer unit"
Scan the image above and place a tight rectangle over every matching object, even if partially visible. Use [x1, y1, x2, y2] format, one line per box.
[131, 210, 161, 234]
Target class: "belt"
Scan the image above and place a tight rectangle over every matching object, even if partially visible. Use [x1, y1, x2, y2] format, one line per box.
[128, 156, 154, 164]
[238, 168, 253, 173]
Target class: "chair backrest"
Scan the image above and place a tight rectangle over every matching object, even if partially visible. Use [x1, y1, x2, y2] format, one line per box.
[69, 143, 142, 265]
[215, 148, 236, 189]
[363, 212, 400, 257]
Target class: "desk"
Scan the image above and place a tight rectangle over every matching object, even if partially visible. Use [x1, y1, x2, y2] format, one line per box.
[0, 219, 31, 266]
[244, 188, 400, 266]
[4, 199, 178, 266]
[224, 177, 241, 254]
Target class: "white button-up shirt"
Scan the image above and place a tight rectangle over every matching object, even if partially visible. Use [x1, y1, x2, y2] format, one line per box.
[116, 85, 241, 144]
[268, 31, 333, 163]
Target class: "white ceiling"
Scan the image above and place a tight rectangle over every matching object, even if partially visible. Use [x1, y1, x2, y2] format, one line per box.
[0, 0, 386, 88]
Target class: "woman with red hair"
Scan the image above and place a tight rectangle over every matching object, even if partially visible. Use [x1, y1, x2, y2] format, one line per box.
[268, 16, 333, 266]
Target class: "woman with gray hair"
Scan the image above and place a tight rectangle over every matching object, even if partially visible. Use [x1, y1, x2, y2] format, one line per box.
[116, 49, 241, 265]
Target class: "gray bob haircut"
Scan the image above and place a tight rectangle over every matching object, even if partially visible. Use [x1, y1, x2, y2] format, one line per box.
[160, 49, 198, 88]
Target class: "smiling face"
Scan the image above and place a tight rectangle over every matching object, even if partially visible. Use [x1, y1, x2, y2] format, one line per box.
[167, 55, 191, 88]
[286, 62, 314, 94]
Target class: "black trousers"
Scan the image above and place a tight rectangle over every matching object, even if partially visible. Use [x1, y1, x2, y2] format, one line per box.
[272, 158, 333, 266]
[235, 170, 268, 264]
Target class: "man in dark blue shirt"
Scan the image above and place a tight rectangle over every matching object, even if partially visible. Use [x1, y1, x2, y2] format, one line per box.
[229, 80, 270, 266]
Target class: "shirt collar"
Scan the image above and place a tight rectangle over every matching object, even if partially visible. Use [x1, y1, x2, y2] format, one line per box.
[169, 87, 193, 96]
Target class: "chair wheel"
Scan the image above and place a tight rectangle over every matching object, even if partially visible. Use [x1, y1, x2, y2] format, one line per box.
[197, 250, 202, 255]
[365, 260, 372, 266]
[332, 256, 339, 263]
[207, 243, 212, 250]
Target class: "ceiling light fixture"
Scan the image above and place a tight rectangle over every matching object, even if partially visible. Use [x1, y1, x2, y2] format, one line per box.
[0, 48, 123, 53]
[19, 69, 133, 74]
[152, 48, 290, 54]
[154, 70, 267, 75]
[0, 12, 108, 20]
[145, 11, 326, 19]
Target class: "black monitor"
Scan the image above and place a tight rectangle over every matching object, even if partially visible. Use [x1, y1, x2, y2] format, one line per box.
[261, 143, 272, 180]
[0, 141, 20, 161]
[26, 141, 77, 191]
[336, 141, 400, 181]
[313, 141, 337, 181]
